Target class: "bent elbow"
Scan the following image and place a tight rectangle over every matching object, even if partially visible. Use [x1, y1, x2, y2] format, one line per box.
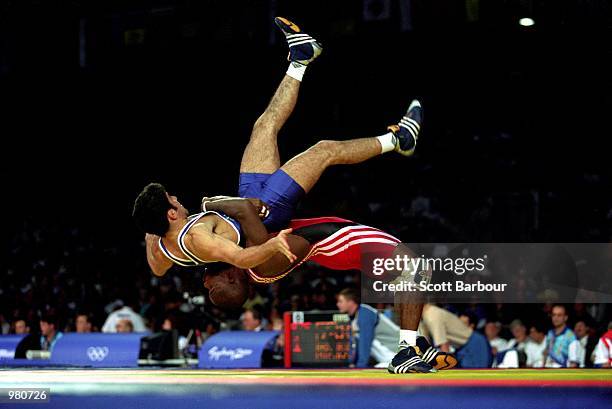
[234, 259, 254, 269]
[151, 266, 168, 277]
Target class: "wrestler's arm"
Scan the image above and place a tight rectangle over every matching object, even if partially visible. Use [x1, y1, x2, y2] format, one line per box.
[145, 233, 173, 277]
[203, 198, 311, 276]
[184, 225, 296, 269]
[203, 198, 270, 246]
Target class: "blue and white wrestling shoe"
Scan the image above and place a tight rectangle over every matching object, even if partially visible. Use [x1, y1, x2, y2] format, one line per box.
[387, 99, 423, 157]
[416, 335, 458, 370]
[274, 17, 322, 66]
[388, 345, 437, 374]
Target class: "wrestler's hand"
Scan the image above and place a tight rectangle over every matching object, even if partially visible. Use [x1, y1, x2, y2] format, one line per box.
[201, 196, 270, 220]
[246, 198, 270, 219]
[201, 195, 236, 211]
[269, 228, 297, 263]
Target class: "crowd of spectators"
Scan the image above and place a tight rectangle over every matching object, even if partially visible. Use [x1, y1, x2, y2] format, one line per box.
[3, 114, 610, 365]
[3, 212, 612, 368]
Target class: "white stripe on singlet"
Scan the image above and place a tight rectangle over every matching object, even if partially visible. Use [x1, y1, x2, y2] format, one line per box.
[159, 211, 241, 266]
[247, 225, 400, 283]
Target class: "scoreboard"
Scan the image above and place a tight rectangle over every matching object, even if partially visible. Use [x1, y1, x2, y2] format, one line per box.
[284, 311, 352, 368]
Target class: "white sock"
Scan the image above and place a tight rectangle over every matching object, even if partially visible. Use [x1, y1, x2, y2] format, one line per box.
[376, 132, 396, 154]
[399, 329, 417, 347]
[286, 62, 307, 82]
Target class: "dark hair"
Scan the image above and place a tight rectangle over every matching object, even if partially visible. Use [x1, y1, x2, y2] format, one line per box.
[40, 313, 58, 328]
[338, 288, 360, 304]
[574, 317, 594, 328]
[133, 183, 174, 236]
[245, 308, 262, 322]
[76, 312, 92, 324]
[460, 311, 478, 327]
[530, 321, 547, 335]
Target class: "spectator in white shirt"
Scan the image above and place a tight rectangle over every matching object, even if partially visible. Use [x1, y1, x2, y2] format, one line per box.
[485, 321, 508, 356]
[593, 323, 612, 368]
[568, 320, 593, 368]
[241, 308, 264, 332]
[102, 304, 147, 333]
[506, 320, 527, 349]
[115, 319, 134, 333]
[497, 320, 527, 368]
[527, 323, 548, 368]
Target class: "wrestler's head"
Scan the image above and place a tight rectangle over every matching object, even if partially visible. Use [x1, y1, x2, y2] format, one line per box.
[204, 266, 249, 309]
[133, 183, 189, 236]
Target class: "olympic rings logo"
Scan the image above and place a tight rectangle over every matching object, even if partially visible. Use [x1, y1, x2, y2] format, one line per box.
[86, 346, 109, 361]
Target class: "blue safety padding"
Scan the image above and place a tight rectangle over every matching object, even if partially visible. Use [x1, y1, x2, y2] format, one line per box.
[50, 333, 145, 367]
[199, 331, 279, 369]
[0, 334, 26, 360]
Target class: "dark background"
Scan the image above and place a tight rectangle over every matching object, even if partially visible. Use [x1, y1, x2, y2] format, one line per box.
[1, 0, 611, 331]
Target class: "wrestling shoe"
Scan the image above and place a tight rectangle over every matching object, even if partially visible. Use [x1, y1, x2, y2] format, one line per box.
[274, 17, 322, 66]
[387, 99, 423, 157]
[387, 345, 437, 374]
[416, 335, 458, 370]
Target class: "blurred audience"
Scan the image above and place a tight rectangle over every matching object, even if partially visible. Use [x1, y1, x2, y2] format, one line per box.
[13, 319, 30, 335]
[484, 321, 508, 356]
[75, 313, 93, 333]
[459, 312, 477, 330]
[102, 302, 146, 333]
[241, 308, 264, 332]
[594, 322, 612, 367]
[39, 314, 63, 352]
[336, 288, 397, 368]
[2, 215, 611, 368]
[568, 319, 595, 368]
[545, 305, 576, 367]
[421, 304, 491, 368]
[528, 322, 548, 367]
[115, 319, 134, 333]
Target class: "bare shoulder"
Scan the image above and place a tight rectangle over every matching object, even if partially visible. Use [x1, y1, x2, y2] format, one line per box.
[184, 223, 214, 243]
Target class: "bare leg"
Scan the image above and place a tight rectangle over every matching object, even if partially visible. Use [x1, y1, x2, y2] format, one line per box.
[392, 244, 425, 332]
[240, 75, 301, 174]
[280, 138, 382, 193]
[397, 303, 424, 331]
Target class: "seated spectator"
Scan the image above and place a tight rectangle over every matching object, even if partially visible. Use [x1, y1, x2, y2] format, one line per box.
[40, 313, 63, 352]
[13, 319, 30, 335]
[528, 322, 548, 367]
[268, 307, 284, 331]
[506, 320, 527, 349]
[459, 312, 477, 330]
[593, 322, 612, 368]
[243, 287, 268, 311]
[203, 321, 220, 342]
[485, 321, 508, 356]
[336, 288, 397, 368]
[498, 320, 541, 368]
[0, 314, 10, 334]
[162, 315, 188, 350]
[568, 319, 595, 368]
[241, 308, 264, 332]
[421, 304, 491, 368]
[545, 304, 576, 367]
[75, 313, 93, 333]
[102, 301, 146, 333]
[115, 319, 134, 333]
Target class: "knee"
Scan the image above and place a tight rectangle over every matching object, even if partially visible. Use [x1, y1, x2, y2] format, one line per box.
[252, 115, 279, 138]
[310, 140, 341, 165]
